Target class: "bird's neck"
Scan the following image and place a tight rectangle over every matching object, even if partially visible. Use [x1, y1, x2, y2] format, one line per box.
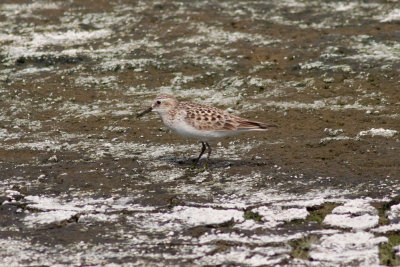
[158, 108, 176, 126]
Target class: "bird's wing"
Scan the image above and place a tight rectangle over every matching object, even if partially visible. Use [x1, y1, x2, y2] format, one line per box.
[182, 102, 277, 131]
[182, 102, 239, 131]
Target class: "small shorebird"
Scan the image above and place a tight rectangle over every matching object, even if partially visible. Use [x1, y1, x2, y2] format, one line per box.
[137, 94, 277, 167]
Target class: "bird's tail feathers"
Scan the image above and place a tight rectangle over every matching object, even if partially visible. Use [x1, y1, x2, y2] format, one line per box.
[237, 119, 277, 131]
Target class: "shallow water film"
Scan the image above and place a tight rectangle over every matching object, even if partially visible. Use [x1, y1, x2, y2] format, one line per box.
[1, 0, 400, 266]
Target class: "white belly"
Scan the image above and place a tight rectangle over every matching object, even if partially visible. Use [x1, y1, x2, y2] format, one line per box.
[166, 119, 235, 141]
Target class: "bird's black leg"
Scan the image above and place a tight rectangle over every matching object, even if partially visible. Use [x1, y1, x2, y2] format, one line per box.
[204, 142, 212, 168]
[194, 141, 206, 165]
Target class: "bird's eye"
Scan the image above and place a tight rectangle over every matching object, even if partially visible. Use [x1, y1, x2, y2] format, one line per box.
[156, 100, 161, 105]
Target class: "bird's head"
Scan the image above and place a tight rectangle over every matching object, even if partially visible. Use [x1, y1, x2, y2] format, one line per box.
[137, 94, 179, 118]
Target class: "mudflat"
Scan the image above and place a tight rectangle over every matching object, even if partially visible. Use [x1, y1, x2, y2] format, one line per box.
[1, 0, 399, 265]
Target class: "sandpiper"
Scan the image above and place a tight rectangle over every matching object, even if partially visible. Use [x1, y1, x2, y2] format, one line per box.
[137, 94, 277, 167]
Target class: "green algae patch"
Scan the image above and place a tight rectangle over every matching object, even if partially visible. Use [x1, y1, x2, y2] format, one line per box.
[244, 210, 263, 223]
[306, 203, 340, 225]
[379, 233, 400, 266]
[289, 235, 319, 260]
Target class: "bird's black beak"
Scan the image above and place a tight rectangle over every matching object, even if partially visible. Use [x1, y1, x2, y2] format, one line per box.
[136, 107, 152, 118]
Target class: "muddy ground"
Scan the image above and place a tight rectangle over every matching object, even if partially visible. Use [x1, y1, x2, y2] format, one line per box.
[1, 0, 400, 266]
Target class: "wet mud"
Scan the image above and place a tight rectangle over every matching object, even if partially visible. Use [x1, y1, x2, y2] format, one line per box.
[1, 0, 400, 265]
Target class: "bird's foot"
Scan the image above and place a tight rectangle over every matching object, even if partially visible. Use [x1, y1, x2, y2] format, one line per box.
[198, 164, 208, 172]
[189, 164, 197, 169]
[199, 160, 209, 171]
[189, 158, 199, 169]
[187, 159, 209, 171]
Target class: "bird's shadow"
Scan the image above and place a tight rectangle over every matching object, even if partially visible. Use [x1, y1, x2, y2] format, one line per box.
[155, 155, 270, 170]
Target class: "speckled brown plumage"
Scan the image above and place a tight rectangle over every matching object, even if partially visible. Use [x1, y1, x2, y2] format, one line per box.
[175, 101, 272, 132]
